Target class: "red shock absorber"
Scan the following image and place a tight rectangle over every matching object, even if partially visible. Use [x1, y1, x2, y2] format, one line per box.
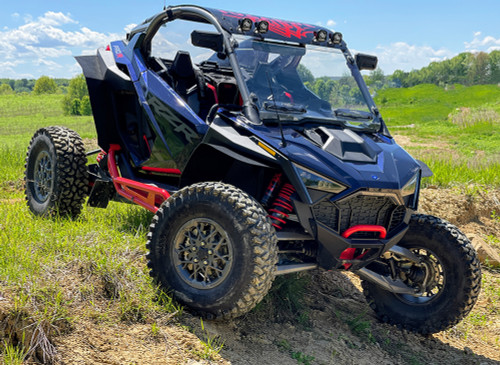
[261, 173, 282, 207]
[269, 183, 296, 230]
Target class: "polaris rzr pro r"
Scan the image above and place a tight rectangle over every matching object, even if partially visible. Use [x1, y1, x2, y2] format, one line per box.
[24, 5, 481, 334]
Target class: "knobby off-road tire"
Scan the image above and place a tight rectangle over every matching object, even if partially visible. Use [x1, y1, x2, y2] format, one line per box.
[146, 182, 278, 319]
[25, 126, 89, 218]
[362, 214, 481, 334]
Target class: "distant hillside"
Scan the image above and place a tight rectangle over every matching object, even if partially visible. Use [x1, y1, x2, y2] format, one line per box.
[375, 83, 500, 125]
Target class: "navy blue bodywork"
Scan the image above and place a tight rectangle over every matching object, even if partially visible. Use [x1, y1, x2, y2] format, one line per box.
[78, 5, 424, 271]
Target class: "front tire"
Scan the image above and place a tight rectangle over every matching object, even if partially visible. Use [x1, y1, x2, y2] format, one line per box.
[362, 214, 481, 334]
[146, 182, 278, 319]
[24, 126, 89, 217]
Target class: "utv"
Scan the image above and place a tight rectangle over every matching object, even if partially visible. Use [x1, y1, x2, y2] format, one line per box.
[25, 5, 481, 334]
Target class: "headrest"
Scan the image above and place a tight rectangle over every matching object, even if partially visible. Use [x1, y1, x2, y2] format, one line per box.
[171, 51, 195, 79]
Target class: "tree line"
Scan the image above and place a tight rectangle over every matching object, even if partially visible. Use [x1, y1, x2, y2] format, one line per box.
[297, 50, 500, 107]
[0, 75, 90, 116]
[390, 51, 500, 88]
[1, 50, 499, 115]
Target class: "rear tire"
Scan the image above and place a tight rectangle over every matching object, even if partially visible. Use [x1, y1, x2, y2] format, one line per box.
[362, 214, 481, 334]
[25, 126, 89, 217]
[146, 182, 278, 319]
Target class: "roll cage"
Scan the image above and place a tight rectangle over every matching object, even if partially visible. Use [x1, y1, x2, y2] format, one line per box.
[128, 5, 389, 134]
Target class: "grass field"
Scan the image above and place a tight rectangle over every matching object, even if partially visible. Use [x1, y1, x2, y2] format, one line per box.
[375, 84, 500, 187]
[0, 85, 499, 363]
[0, 94, 185, 363]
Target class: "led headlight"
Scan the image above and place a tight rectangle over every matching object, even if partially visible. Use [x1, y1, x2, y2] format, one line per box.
[401, 172, 420, 209]
[294, 164, 346, 194]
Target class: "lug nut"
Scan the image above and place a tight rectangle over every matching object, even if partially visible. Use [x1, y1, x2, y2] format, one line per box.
[208, 250, 213, 255]
[203, 260, 208, 265]
[194, 258, 199, 263]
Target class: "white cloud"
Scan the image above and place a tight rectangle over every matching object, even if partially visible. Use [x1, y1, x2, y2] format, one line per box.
[38, 11, 77, 26]
[374, 42, 454, 73]
[34, 59, 62, 68]
[124, 23, 137, 33]
[464, 32, 500, 53]
[23, 14, 33, 23]
[316, 19, 337, 29]
[0, 11, 121, 78]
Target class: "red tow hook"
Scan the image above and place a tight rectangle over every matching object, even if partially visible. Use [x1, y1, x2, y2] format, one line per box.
[339, 225, 387, 269]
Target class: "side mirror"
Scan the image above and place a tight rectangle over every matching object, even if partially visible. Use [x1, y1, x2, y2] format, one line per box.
[191, 30, 224, 53]
[355, 53, 378, 71]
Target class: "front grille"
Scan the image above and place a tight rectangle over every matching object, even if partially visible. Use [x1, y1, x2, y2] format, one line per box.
[312, 194, 406, 238]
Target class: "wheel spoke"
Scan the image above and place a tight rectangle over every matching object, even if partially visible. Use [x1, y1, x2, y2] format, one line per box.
[395, 246, 446, 305]
[172, 218, 233, 290]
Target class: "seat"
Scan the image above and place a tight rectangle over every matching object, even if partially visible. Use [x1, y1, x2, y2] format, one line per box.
[169, 51, 198, 100]
[169, 51, 217, 121]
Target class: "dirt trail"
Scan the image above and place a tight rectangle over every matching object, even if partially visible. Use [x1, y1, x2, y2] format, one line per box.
[47, 188, 500, 365]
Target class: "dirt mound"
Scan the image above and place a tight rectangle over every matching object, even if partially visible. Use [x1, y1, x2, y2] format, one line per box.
[419, 187, 500, 240]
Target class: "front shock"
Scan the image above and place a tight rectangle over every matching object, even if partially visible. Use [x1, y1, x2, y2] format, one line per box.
[268, 183, 296, 230]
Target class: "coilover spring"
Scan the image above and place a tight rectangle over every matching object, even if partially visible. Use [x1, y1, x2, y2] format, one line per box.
[268, 183, 296, 230]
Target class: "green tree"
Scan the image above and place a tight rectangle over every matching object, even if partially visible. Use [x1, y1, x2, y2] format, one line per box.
[389, 69, 408, 87]
[488, 50, 500, 84]
[14, 79, 29, 93]
[71, 99, 81, 116]
[0, 84, 14, 95]
[62, 74, 90, 115]
[33, 76, 57, 94]
[79, 95, 92, 116]
[467, 52, 489, 85]
[297, 64, 315, 84]
[366, 68, 385, 90]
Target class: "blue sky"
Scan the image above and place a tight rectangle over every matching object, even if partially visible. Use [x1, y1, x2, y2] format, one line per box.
[1, 0, 499, 79]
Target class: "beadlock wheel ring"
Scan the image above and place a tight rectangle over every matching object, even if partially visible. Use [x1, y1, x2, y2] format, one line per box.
[172, 218, 234, 290]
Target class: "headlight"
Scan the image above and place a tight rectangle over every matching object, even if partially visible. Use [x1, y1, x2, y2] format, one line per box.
[401, 172, 420, 209]
[402, 174, 418, 197]
[294, 164, 346, 194]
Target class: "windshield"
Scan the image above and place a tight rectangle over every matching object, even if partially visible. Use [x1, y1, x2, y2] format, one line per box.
[209, 36, 378, 131]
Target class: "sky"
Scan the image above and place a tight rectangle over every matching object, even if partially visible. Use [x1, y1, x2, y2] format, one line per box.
[0, 0, 499, 79]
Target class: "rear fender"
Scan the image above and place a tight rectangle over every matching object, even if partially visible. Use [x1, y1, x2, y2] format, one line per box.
[76, 49, 135, 151]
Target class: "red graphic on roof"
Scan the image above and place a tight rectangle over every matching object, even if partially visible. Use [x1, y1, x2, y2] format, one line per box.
[220, 10, 315, 40]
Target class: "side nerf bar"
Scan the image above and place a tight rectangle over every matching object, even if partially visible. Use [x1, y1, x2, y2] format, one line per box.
[107, 144, 170, 213]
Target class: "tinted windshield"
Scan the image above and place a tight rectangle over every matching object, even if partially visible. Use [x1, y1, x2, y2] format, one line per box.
[210, 37, 378, 130]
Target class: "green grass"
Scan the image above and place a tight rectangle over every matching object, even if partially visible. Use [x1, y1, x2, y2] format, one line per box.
[420, 158, 500, 187]
[377, 84, 500, 125]
[375, 84, 500, 187]
[0, 93, 185, 362]
[0, 94, 96, 148]
[0, 84, 498, 360]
